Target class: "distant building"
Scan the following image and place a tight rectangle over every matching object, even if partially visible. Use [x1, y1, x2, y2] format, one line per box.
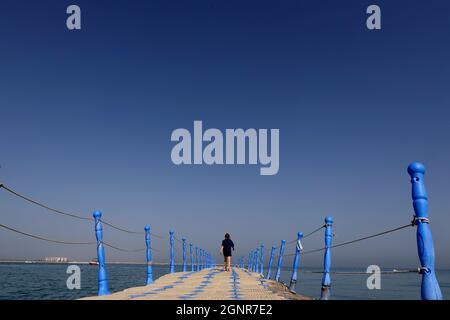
[44, 257, 68, 263]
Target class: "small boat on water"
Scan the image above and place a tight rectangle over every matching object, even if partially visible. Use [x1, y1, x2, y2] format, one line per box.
[89, 259, 99, 266]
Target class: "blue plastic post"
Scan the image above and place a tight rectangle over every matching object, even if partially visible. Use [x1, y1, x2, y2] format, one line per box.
[203, 250, 206, 269]
[266, 246, 276, 279]
[254, 249, 259, 273]
[182, 238, 187, 272]
[408, 162, 443, 300]
[275, 240, 286, 282]
[144, 225, 153, 285]
[289, 232, 304, 292]
[195, 246, 199, 271]
[199, 249, 203, 271]
[248, 252, 252, 270]
[169, 230, 175, 273]
[93, 211, 110, 296]
[260, 243, 265, 274]
[190, 243, 194, 271]
[320, 216, 333, 300]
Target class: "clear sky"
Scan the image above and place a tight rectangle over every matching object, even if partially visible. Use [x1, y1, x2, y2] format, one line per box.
[0, 0, 449, 269]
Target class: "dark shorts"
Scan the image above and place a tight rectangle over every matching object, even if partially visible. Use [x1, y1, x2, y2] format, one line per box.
[223, 250, 232, 257]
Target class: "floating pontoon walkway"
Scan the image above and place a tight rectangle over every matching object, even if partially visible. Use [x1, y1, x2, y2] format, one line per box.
[82, 268, 311, 300]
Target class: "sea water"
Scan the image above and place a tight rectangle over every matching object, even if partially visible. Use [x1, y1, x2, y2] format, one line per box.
[0, 263, 449, 300]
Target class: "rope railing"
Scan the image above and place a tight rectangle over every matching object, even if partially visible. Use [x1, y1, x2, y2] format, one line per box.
[1, 162, 444, 300]
[0, 183, 165, 239]
[0, 222, 96, 245]
[0, 184, 91, 221]
[103, 242, 147, 253]
[301, 269, 421, 275]
[273, 224, 325, 249]
[0, 222, 161, 252]
[0, 183, 214, 296]
[283, 222, 414, 257]
[243, 162, 444, 301]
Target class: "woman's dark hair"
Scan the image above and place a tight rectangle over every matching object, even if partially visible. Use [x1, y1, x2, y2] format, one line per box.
[224, 233, 230, 239]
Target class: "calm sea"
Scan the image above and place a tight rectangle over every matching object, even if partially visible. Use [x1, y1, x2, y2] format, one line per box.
[0, 263, 449, 300]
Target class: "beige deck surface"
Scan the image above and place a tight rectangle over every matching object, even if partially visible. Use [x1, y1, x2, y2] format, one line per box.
[82, 268, 311, 300]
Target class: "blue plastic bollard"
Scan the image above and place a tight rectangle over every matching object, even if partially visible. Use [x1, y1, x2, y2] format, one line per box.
[408, 162, 443, 300]
[199, 249, 203, 271]
[190, 243, 194, 271]
[93, 211, 110, 296]
[255, 249, 259, 273]
[260, 243, 265, 275]
[248, 252, 252, 271]
[252, 251, 255, 271]
[266, 246, 276, 279]
[195, 247, 199, 271]
[144, 225, 153, 285]
[169, 230, 175, 273]
[275, 240, 286, 282]
[203, 250, 206, 269]
[320, 216, 333, 300]
[289, 232, 304, 292]
[182, 238, 187, 272]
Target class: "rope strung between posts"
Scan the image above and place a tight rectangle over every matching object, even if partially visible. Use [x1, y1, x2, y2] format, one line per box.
[1, 184, 91, 221]
[0, 222, 161, 253]
[0, 184, 165, 239]
[301, 269, 421, 275]
[0, 222, 96, 245]
[291, 222, 414, 256]
[303, 224, 326, 239]
[274, 224, 326, 248]
[103, 242, 147, 253]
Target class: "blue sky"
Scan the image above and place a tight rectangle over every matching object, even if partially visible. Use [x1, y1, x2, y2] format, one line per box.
[0, 0, 449, 269]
